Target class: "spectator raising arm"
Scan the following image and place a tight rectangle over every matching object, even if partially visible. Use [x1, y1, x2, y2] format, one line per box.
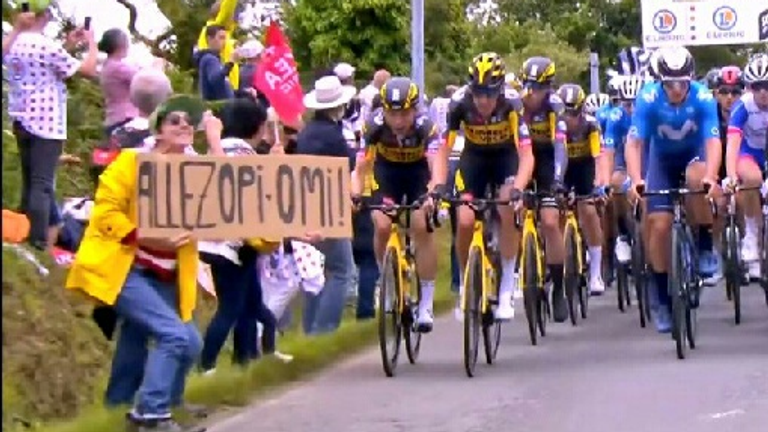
[2, 12, 35, 56]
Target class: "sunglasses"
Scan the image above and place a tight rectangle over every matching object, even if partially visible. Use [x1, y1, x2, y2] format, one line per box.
[662, 80, 690, 91]
[564, 107, 582, 116]
[716, 87, 743, 96]
[163, 111, 193, 126]
[470, 86, 501, 98]
[750, 82, 768, 92]
[523, 81, 550, 92]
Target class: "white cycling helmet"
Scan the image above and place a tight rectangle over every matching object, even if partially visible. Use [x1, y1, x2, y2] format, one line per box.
[618, 75, 644, 100]
[584, 93, 610, 114]
[744, 54, 768, 83]
[655, 46, 695, 81]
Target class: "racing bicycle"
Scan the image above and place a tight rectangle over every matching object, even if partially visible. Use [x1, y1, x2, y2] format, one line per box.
[447, 187, 505, 378]
[517, 190, 548, 346]
[368, 196, 437, 377]
[562, 190, 591, 326]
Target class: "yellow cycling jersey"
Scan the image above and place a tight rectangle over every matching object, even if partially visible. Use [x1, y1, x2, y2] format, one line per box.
[522, 91, 566, 146]
[564, 114, 601, 159]
[360, 109, 441, 164]
[446, 85, 531, 152]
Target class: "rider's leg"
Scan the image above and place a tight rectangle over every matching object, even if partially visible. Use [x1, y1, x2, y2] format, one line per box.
[541, 205, 566, 322]
[611, 170, 632, 263]
[371, 210, 393, 267]
[645, 158, 678, 333]
[736, 155, 763, 279]
[579, 201, 605, 293]
[495, 183, 521, 320]
[684, 160, 720, 279]
[411, 208, 438, 331]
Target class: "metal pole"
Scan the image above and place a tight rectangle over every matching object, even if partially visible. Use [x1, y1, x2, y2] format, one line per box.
[411, 0, 425, 94]
[589, 52, 600, 94]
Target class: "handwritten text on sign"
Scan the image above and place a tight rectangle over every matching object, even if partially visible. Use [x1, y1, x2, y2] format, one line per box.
[136, 154, 352, 239]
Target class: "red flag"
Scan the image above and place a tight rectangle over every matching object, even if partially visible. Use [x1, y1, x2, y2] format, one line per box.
[254, 38, 305, 124]
[265, 20, 287, 48]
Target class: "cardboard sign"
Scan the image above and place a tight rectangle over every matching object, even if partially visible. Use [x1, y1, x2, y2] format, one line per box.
[136, 154, 352, 240]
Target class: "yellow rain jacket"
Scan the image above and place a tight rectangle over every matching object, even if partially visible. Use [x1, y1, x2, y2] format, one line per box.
[65, 151, 199, 322]
[197, 0, 240, 90]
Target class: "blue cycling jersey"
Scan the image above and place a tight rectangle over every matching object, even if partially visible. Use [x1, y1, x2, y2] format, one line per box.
[595, 104, 613, 137]
[603, 106, 631, 150]
[630, 81, 720, 158]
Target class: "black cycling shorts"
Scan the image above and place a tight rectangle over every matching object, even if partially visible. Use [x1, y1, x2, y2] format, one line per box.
[564, 158, 595, 196]
[372, 160, 430, 205]
[455, 148, 519, 198]
[531, 142, 555, 193]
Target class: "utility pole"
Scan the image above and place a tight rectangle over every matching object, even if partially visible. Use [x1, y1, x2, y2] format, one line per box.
[411, 0, 425, 94]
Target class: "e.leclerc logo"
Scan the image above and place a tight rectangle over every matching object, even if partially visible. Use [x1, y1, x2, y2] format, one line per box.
[713, 6, 737, 31]
[653, 10, 677, 34]
[708, 6, 745, 41]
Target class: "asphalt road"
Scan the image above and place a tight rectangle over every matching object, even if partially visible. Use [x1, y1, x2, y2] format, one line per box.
[209, 281, 768, 432]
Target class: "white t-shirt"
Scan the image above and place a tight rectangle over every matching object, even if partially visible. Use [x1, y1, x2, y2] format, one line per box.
[4, 32, 81, 140]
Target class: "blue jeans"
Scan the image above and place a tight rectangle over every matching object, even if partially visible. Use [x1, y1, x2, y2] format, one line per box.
[354, 247, 379, 320]
[111, 267, 202, 418]
[448, 157, 461, 291]
[302, 239, 355, 335]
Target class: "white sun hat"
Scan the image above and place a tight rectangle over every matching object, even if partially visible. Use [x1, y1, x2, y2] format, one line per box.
[333, 62, 356, 80]
[303, 76, 357, 110]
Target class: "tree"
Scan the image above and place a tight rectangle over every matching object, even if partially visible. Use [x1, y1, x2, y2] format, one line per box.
[284, 0, 411, 79]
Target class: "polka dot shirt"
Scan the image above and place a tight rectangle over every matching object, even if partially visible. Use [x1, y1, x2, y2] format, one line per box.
[4, 32, 81, 140]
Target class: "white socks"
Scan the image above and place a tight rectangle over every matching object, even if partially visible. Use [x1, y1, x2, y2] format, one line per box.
[589, 246, 602, 279]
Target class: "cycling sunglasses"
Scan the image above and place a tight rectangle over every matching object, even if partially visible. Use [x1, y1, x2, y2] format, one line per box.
[661, 80, 690, 91]
[750, 81, 768, 92]
[470, 85, 502, 98]
[522, 81, 550, 92]
[716, 86, 743, 96]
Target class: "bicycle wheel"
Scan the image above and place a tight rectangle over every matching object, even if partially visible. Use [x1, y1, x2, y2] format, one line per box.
[724, 224, 742, 325]
[577, 236, 589, 320]
[670, 227, 687, 360]
[761, 213, 768, 307]
[563, 222, 580, 326]
[632, 224, 648, 328]
[617, 261, 629, 313]
[464, 246, 483, 377]
[404, 260, 422, 364]
[483, 254, 502, 364]
[536, 237, 548, 338]
[378, 247, 402, 376]
[522, 232, 540, 346]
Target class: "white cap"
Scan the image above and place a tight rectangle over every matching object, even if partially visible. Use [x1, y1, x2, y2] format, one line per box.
[333, 62, 356, 80]
[238, 40, 264, 59]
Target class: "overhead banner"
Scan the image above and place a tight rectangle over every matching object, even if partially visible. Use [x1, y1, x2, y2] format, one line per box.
[641, 0, 768, 48]
[135, 154, 352, 240]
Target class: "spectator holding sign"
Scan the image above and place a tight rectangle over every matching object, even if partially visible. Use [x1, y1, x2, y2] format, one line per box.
[66, 95, 208, 432]
[296, 75, 357, 335]
[4, 0, 98, 251]
[198, 97, 281, 373]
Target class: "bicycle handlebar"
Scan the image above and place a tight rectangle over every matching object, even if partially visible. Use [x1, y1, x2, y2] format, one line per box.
[361, 195, 441, 233]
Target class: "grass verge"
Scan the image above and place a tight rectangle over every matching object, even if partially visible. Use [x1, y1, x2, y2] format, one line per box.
[27, 232, 455, 432]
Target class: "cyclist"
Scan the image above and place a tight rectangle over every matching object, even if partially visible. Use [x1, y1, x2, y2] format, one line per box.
[595, 76, 624, 133]
[351, 77, 442, 332]
[519, 56, 569, 322]
[626, 46, 722, 333]
[700, 66, 745, 284]
[437, 52, 535, 321]
[603, 75, 644, 265]
[724, 55, 768, 282]
[557, 83, 607, 294]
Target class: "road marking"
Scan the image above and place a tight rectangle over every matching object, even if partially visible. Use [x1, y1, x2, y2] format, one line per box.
[708, 409, 745, 420]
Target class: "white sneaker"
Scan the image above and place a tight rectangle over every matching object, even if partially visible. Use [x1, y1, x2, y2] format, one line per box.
[615, 238, 632, 264]
[589, 275, 606, 296]
[416, 307, 434, 332]
[273, 351, 294, 363]
[747, 261, 761, 281]
[495, 291, 515, 321]
[741, 235, 759, 263]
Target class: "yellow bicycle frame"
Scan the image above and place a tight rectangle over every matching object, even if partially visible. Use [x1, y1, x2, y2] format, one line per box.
[518, 207, 545, 291]
[385, 223, 413, 315]
[563, 207, 584, 275]
[461, 220, 496, 315]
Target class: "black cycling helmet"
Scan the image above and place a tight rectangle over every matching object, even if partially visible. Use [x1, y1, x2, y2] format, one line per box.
[703, 68, 720, 89]
[520, 56, 556, 84]
[468, 52, 506, 91]
[379, 77, 420, 110]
